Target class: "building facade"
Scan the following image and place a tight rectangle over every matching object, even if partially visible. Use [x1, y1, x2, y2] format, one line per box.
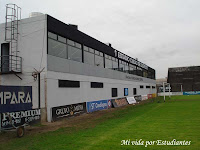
[168, 66, 200, 92]
[0, 14, 156, 122]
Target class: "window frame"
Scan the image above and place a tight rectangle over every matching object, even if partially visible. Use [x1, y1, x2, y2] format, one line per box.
[133, 88, 137, 95]
[91, 82, 104, 88]
[58, 80, 80, 88]
[124, 88, 129, 96]
[48, 38, 68, 59]
[112, 88, 118, 97]
[146, 86, 151, 89]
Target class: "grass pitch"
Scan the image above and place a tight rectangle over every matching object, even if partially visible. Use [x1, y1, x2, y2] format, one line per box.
[0, 95, 200, 150]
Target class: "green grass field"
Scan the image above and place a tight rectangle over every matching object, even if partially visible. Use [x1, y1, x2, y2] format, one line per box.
[0, 95, 200, 150]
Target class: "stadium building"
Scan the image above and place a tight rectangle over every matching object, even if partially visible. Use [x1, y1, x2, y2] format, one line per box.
[168, 66, 200, 92]
[0, 5, 156, 123]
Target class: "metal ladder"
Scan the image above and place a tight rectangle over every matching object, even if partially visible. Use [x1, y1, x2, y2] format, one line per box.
[4, 3, 22, 73]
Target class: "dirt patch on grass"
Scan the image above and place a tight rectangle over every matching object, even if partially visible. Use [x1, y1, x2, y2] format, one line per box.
[0, 99, 153, 143]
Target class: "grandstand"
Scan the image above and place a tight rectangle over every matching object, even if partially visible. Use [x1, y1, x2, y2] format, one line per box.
[167, 66, 200, 92]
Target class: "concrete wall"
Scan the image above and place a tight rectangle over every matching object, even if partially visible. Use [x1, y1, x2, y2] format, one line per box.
[0, 15, 47, 112]
[47, 55, 155, 84]
[158, 92, 183, 96]
[0, 14, 156, 123]
[46, 69, 156, 121]
[46, 52, 156, 122]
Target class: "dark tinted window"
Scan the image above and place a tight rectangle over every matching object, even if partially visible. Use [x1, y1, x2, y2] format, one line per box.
[58, 80, 80, 88]
[1, 43, 10, 73]
[140, 85, 144, 88]
[91, 82, 103, 88]
[146, 86, 150, 88]
[133, 88, 137, 95]
[112, 88, 118, 97]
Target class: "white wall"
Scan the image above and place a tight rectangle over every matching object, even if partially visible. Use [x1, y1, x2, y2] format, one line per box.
[46, 70, 156, 121]
[158, 92, 183, 96]
[0, 14, 157, 123]
[0, 15, 47, 109]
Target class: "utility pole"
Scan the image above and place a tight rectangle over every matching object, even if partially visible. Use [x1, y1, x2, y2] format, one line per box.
[34, 67, 45, 109]
[38, 72, 41, 109]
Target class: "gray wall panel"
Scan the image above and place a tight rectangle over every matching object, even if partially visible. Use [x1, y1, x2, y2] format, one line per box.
[47, 55, 155, 84]
[47, 55, 70, 73]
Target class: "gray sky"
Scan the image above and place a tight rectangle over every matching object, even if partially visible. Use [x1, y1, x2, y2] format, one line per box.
[1, 0, 200, 79]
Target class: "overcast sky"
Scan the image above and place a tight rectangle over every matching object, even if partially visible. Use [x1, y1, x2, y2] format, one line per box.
[1, 0, 200, 79]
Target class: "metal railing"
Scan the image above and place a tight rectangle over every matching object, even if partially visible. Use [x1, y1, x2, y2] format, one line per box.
[0, 55, 22, 74]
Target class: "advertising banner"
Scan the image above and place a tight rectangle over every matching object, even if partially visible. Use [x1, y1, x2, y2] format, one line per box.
[0, 86, 32, 113]
[147, 94, 153, 99]
[107, 100, 112, 109]
[52, 102, 86, 121]
[152, 93, 157, 98]
[87, 100, 110, 113]
[126, 97, 137, 104]
[171, 92, 183, 96]
[183, 91, 200, 95]
[1, 109, 41, 129]
[134, 95, 142, 101]
[111, 97, 128, 108]
[142, 95, 148, 100]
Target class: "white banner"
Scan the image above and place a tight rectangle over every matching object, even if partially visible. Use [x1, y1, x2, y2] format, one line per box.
[142, 95, 148, 100]
[127, 97, 137, 104]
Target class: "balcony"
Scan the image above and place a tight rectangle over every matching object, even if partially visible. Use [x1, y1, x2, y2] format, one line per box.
[0, 55, 22, 74]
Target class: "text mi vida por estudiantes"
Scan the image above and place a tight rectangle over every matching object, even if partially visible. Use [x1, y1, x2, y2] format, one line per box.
[121, 139, 191, 147]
